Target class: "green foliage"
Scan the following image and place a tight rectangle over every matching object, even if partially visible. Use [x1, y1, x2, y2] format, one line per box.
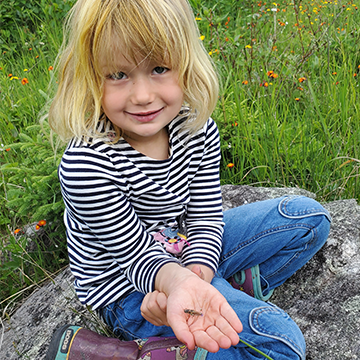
[0, 0, 75, 53]
[193, 0, 360, 201]
[1, 0, 360, 312]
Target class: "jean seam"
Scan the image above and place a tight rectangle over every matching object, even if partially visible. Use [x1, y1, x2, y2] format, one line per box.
[250, 307, 305, 359]
[279, 196, 332, 221]
[265, 226, 317, 280]
[219, 223, 313, 265]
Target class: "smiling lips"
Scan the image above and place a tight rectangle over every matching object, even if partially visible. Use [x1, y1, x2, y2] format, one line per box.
[126, 108, 164, 123]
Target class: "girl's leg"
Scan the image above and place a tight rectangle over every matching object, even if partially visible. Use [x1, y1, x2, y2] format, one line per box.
[207, 277, 306, 360]
[217, 195, 331, 296]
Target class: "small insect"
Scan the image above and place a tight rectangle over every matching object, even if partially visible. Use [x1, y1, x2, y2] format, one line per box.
[184, 309, 203, 316]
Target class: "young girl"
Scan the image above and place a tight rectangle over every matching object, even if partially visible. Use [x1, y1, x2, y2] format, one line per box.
[46, 0, 331, 359]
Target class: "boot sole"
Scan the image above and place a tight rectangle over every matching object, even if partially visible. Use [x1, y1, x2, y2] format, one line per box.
[45, 324, 76, 360]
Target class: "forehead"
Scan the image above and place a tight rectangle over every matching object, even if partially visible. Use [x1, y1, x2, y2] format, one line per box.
[96, 36, 171, 76]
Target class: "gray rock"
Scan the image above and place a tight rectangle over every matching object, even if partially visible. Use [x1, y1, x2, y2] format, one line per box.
[0, 185, 359, 359]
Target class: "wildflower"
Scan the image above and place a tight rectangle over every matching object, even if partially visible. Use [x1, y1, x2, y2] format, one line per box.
[36, 225, 40, 231]
[334, 81, 339, 85]
[225, 37, 229, 42]
[267, 71, 278, 79]
[35, 55, 39, 59]
[14, 229, 21, 235]
[245, 45, 252, 49]
[297, 87, 304, 91]
[227, 163, 235, 168]
[242, 80, 249, 85]
[48, 66, 54, 71]
[195, 17, 202, 21]
[0, 67, 2, 70]
[21, 78, 29, 85]
[332, 72, 337, 75]
[10, 76, 19, 80]
[232, 122, 238, 127]
[295, 97, 300, 101]
[5, 148, 11, 151]
[354, 73, 357, 77]
[199, 35, 205, 41]
[37, 220, 47, 227]
[298, 77, 306, 83]
[260, 81, 269, 87]
[8, 73, 12, 77]
[208, 51, 213, 56]
[29, 48, 32, 51]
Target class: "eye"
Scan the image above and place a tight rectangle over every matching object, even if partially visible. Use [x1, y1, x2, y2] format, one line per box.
[108, 71, 127, 80]
[152, 66, 169, 75]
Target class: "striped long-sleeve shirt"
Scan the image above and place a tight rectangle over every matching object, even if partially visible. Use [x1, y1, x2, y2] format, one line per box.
[59, 113, 224, 310]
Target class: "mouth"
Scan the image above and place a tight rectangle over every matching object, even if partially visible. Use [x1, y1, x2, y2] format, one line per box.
[126, 108, 164, 123]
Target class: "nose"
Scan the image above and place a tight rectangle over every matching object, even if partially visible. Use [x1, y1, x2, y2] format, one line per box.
[130, 76, 154, 105]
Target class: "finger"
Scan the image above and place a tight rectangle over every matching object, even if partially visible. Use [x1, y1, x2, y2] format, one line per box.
[168, 313, 195, 350]
[220, 302, 243, 336]
[214, 316, 239, 348]
[192, 329, 221, 353]
[190, 265, 204, 280]
[157, 291, 167, 312]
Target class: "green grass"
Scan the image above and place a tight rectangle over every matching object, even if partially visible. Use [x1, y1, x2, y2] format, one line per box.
[0, 0, 359, 311]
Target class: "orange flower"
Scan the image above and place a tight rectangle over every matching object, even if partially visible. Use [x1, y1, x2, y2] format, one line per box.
[332, 72, 337, 75]
[48, 66, 54, 71]
[227, 163, 235, 168]
[354, 73, 357, 77]
[8, 73, 12, 77]
[29, 48, 32, 51]
[295, 97, 300, 101]
[297, 87, 303, 91]
[242, 80, 249, 85]
[298, 77, 306, 83]
[35, 225, 40, 231]
[21, 78, 29, 85]
[5, 148, 11, 151]
[267, 70, 274, 77]
[232, 122, 238, 127]
[14, 228, 21, 234]
[37, 219, 47, 227]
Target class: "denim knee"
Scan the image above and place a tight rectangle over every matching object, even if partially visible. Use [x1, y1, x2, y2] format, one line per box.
[249, 303, 306, 360]
[278, 195, 331, 247]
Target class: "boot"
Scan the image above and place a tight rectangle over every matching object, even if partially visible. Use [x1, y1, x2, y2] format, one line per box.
[45, 324, 208, 360]
[228, 265, 274, 301]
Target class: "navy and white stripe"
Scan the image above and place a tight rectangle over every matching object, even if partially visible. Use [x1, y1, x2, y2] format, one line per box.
[59, 114, 224, 310]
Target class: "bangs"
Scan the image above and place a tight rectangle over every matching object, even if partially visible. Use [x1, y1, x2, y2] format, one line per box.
[92, 0, 189, 77]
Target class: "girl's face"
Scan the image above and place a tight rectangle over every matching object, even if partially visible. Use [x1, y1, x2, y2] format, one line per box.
[101, 54, 184, 148]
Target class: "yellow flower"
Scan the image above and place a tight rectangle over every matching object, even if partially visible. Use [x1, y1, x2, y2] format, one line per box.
[24, 69, 28, 72]
[10, 76, 19, 80]
[199, 35, 205, 41]
[195, 17, 202, 21]
[245, 45, 252, 49]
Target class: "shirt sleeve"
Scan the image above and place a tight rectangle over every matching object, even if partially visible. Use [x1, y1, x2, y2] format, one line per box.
[59, 144, 180, 298]
[180, 118, 224, 273]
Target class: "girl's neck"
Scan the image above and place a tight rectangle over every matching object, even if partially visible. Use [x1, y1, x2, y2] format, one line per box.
[123, 128, 170, 160]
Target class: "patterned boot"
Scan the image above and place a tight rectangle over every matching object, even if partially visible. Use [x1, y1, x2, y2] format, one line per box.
[45, 324, 208, 360]
[228, 265, 274, 301]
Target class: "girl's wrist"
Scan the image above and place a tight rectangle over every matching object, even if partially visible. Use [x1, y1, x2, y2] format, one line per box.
[155, 263, 198, 296]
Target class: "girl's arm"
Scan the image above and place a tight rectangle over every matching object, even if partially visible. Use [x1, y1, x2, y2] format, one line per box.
[59, 143, 180, 309]
[181, 118, 224, 275]
[155, 263, 242, 352]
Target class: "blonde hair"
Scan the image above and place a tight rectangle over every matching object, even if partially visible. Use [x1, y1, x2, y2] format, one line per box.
[49, 0, 219, 142]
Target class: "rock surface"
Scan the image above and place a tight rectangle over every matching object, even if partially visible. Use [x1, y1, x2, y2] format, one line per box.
[0, 185, 359, 359]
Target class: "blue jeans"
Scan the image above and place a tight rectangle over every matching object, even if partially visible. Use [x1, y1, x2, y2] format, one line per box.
[100, 196, 331, 359]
